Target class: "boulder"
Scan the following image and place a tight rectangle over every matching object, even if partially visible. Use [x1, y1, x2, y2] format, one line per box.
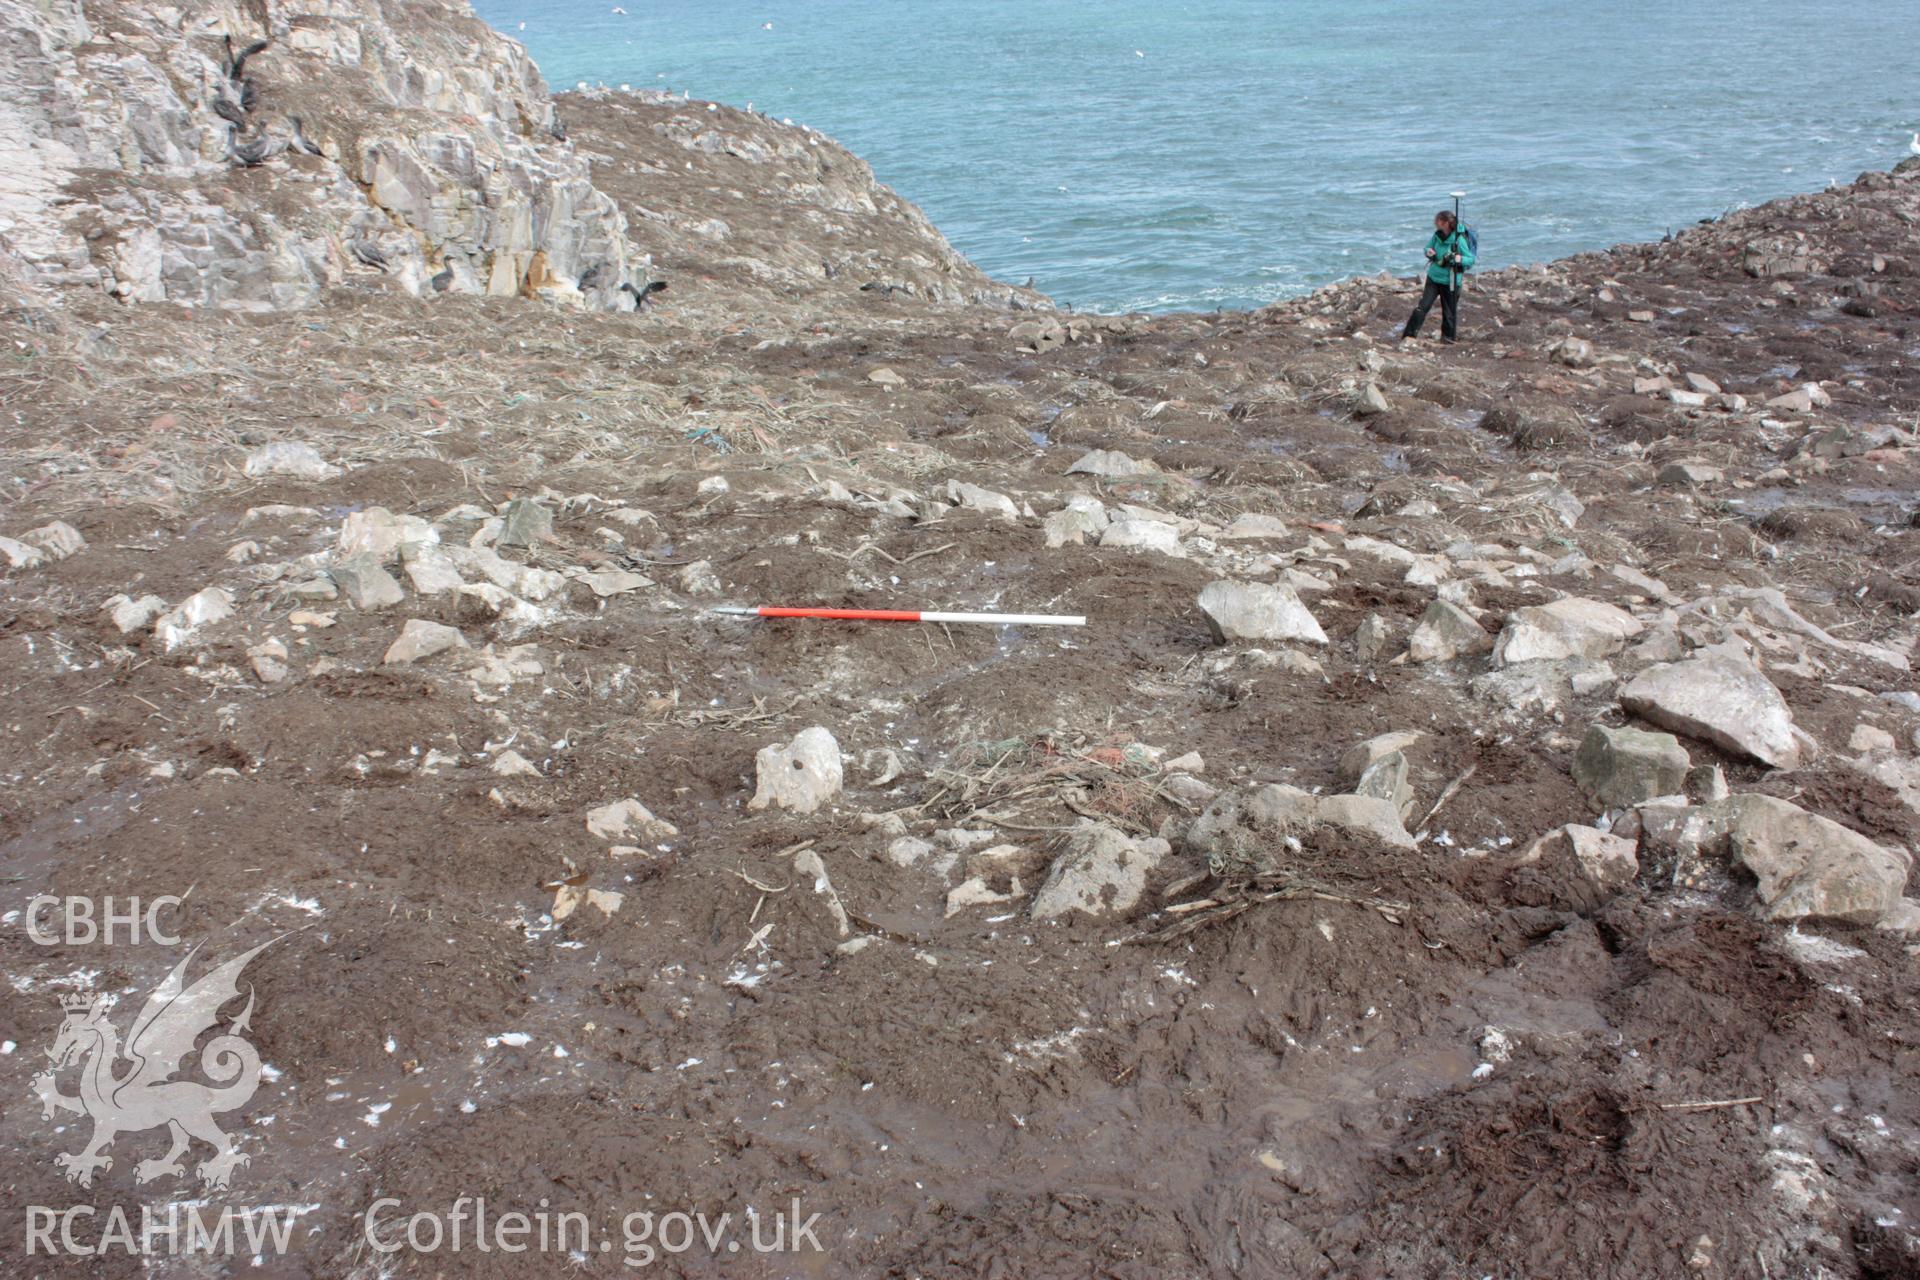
[1187, 783, 1414, 877]
[1338, 732, 1425, 783]
[497, 497, 555, 548]
[338, 507, 437, 563]
[1572, 724, 1690, 808]
[1405, 600, 1492, 662]
[946, 480, 1019, 520]
[748, 726, 845, 815]
[1511, 824, 1639, 909]
[1620, 655, 1804, 769]
[19, 521, 86, 560]
[1549, 336, 1595, 368]
[1353, 751, 1414, 821]
[1657, 461, 1722, 487]
[1221, 513, 1290, 541]
[1492, 597, 1643, 667]
[1352, 383, 1392, 417]
[1043, 497, 1109, 548]
[1639, 794, 1908, 925]
[1031, 824, 1170, 920]
[1197, 580, 1327, 645]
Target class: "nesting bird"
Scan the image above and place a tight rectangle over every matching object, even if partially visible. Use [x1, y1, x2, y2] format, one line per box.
[348, 239, 392, 272]
[620, 280, 668, 310]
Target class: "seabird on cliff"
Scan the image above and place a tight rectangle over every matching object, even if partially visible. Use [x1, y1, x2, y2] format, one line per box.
[1910, 132, 1920, 156]
[224, 127, 283, 168]
[222, 36, 269, 91]
[577, 262, 608, 291]
[289, 116, 322, 156]
[620, 280, 668, 310]
[430, 265, 455, 293]
[349, 239, 392, 272]
[211, 96, 246, 127]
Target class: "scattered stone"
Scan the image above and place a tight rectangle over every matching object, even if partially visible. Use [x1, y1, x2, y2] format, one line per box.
[1640, 794, 1908, 924]
[696, 476, 730, 497]
[331, 554, 406, 610]
[585, 798, 679, 842]
[1405, 600, 1492, 663]
[243, 441, 341, 480]
[946, 878, 1019, 916]
[383, 619, 468, 665]
[20, 521, 86, 560]
[491, 750, 541, 778]
[1492, 597, 1643, 667]
[1197, 580, 1327, 645]
[1221, 513, 1290, 541]
[677, 560, 722, 596]
[1187, 783, 1413, 878]
[1572, 724, 1690, 808]
[1044, 497, 1109, 547]
[497, 497, 555, 548]
[1351, 382, 1392, 417]
[1339, 732, 1425, 783]
[107, 594, 169, 634]
[885, 837, 938, 869]
[1066, 449, 1154, 477]
[1849, 725, 1896, 755]
[1471, 658, 1615, 717]
[0, 535, 46, 570]
[1684, 372, 1722, 395]
[1354, 751, 1414, 820]
[1549, 336, 1595, 367]
[1030, 824, 1171, 921]
[866, 366, 904, 386]
[577, 567, 651, 597]
[1100, 518, 1184, 557]
[1353, 613, 1390, 665]
[338, 507, 437, 563]
[247, 638, 290, 684]
[748, 726, 844, 815]
[401, 544, 466, 595]
[946, 479, 1018, 520]
[1512, 824, 1639, 907]
[1658, 461, 1722, 487]
[152, 588, 233, 651]
[1621, 654, 1804, 769]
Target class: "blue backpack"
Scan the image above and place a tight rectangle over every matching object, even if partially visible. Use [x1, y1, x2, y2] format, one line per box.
[1458, 225, 1478, 267]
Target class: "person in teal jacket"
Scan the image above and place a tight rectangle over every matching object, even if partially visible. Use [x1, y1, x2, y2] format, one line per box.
[1400, 210, 1474, 343]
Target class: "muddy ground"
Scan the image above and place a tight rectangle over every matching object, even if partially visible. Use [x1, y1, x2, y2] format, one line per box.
[1, 98, 1919, 1279]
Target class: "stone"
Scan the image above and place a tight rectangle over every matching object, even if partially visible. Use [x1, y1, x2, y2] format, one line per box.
[1572, 724, 1690, 808]
[1354, 751, 1414, 820]
[497, 498, 555, 548]
[243, 442, 341, 480]
[1198, 580, 1327, 645]
[1030, 824, 1171, 921]
[677, 560, 723, 597]
[331, 554, 406, 610]
[491, 750, 541, 778]
[577, 568, 651, 597]
[586, 798, 679, 842]
[20, 521, 86, 560]
[946, 480, 1018, 520]
[338, 507, 437, 563]
[1549, 336, 1595, 368]
[1764, 388, 1815, 414]
[1406, 600, 1492, 662]
[1849, 725, 1896, 755]
[1668, 390, 1710, 409]
[748, 726, 844, 815]
[0, 536, 46, 570]
[1640, 794, 1908, 925]
[107, 594, 169, 634]
[1351, 383, 1392, 417]
[1339, 732, 1425, 783]
[1100, 518, 1184, 557]
[1353, 613, 1390, 665]
[247, 638, 290, 684]
[1186, 783, 1414, 878]
[400, 544, 466, 595]
[1492, 597, 1643, 666]
[947, 878, 1018, 916]
[383, 619, 468, 665]
[151, 588, 233, 651]
[1043, 497, 1109, 547]
[885, 837, 938, 869]
[1621, 655, 1804, 769]
[866, 366, 904, 386]
[1684, 372, 1722, 395]
[1658, 461, 1722, 487]
[1513, 825, 1639, 905]
[1221, 513, 1290, 541]
[1066, 449, 1153, 477]
[1471, 658, 1613, 717]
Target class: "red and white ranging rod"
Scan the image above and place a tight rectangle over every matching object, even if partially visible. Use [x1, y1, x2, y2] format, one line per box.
[714, 605, 1085, 627]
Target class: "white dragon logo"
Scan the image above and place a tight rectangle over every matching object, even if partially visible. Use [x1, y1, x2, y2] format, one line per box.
[31, 940, 272, 1190]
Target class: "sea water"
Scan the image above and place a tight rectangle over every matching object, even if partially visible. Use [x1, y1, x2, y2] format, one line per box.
[473, 0, 1920, 314]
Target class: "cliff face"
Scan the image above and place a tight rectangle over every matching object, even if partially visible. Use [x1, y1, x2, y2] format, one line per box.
[0, 0, 641, 310]
[0, 0, 1036, 317]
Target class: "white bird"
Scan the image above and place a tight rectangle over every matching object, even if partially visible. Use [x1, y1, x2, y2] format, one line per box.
[762, 22, 774, 30]
[1134, 49, 1145, 57]
[1910, 132, 1920, 156]
[611, 5, 625, 12]
[518, 20, 525, 29]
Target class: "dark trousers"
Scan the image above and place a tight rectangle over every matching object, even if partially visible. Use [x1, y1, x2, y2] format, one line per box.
[1402, 278, 1460, 341]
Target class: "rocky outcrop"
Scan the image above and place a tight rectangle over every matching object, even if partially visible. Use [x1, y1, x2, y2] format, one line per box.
[0, 0, 611, 309]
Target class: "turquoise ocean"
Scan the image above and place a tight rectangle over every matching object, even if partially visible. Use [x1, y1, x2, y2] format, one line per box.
[473, 0, 1920, 313]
